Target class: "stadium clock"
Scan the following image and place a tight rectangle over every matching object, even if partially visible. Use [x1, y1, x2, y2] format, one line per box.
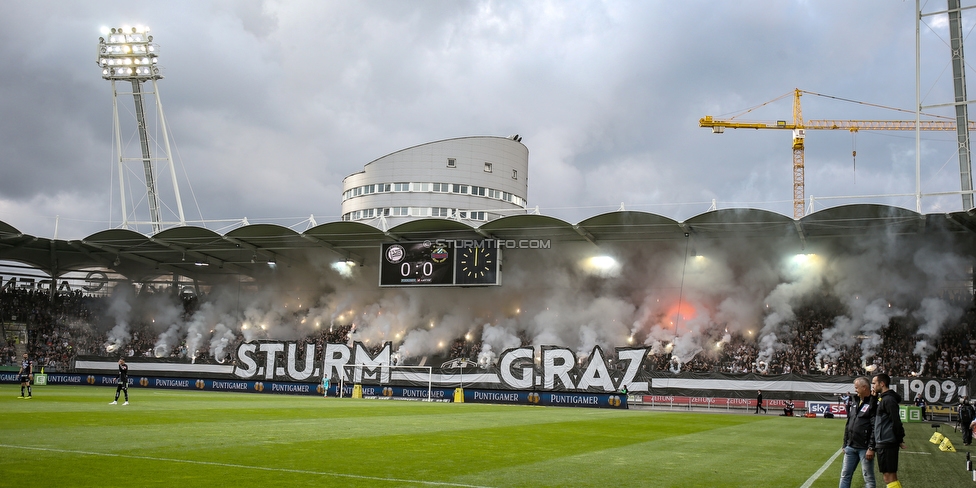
[454, 244, 500, 286]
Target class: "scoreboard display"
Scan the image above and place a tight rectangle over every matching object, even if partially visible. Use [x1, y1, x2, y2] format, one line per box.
[379, 240, 500, 287]
[379, 241, 453, 286]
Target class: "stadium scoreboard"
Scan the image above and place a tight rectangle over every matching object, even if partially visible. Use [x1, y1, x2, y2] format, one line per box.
[379, 240, 500, 286]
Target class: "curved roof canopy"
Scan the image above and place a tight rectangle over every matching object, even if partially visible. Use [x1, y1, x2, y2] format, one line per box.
[2, 204, 975, 281]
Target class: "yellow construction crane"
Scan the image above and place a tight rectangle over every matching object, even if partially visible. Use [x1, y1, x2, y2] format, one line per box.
[700, 88, 976, 219]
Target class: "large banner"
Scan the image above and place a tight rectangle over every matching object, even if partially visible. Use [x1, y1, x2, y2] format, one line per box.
[70, 340, 971, 404]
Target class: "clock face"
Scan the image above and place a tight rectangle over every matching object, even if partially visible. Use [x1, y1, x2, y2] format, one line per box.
[456, 246, 498, 285]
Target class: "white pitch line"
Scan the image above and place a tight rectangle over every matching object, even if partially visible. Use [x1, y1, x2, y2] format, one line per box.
[0, 444, 491, 488]
[799, 448, 843, 488]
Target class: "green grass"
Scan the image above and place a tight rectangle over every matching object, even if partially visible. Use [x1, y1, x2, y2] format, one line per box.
[0, 386, 971, 487]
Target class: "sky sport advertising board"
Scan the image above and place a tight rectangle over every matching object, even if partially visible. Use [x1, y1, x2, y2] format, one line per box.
[807, 402, 848, 417]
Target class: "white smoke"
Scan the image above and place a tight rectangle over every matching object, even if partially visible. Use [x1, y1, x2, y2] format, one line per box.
[477, 343, 497, 368]
[481, 322, 522, 355]
[210, 322, 236, 363]
[912, 297, 963, 371]
[103, 284, 134, 354]
[154, 323, 183, 358]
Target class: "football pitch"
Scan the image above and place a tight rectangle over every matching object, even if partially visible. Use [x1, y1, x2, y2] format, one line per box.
[0, 386, 971, 487]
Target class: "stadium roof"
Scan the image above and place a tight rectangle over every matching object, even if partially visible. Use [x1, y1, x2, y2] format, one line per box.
[2, 204, 975, 282]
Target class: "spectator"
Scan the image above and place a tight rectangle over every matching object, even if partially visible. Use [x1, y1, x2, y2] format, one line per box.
[782, 399, 795, 417]
[913, 393, 926, 421]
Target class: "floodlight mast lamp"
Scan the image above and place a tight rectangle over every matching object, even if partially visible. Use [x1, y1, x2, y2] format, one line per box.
[97, 26, 185, 234]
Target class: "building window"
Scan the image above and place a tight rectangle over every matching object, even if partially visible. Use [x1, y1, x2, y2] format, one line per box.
[432, 183, 449, 192]
[392, 207, 409, 216]
[393, 182, 410, 192]
[432, 207, 450, 217]
[512, 169, 518, 180]
[458, 211, 486, 221]
[447, 158, 456, 168]
[415, 182, 431, 192]
[484, 162, 492, 173]
[470, 186, 486, 196]
[451, 184, 468, 194]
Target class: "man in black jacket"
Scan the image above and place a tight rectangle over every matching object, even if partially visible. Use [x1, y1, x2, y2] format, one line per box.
[913, 393, 926, 421]
[839, 377, 876, 488]
[109, 358, 129, 405]
[958, 397, 974, 446]
[872, 373, 905, 488]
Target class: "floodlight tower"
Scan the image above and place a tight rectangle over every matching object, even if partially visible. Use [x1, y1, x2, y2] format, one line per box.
[97, 26, 185, 234]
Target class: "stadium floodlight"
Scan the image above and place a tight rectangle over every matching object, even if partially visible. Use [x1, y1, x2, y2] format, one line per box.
[582, 255, 621, 277]
[589, 255, 616, 269]
[330, 260, 356, 277]
[96, 26, 185, 234]
[785, 253, 822, 279]
[97, 26, 161, 80]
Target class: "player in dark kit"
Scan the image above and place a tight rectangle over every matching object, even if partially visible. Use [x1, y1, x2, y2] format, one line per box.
[18, 353, 33, 399]
[109, 358, 129, 405]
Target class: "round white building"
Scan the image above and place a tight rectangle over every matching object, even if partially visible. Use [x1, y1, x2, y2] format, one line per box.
[341, 135, 529, 228]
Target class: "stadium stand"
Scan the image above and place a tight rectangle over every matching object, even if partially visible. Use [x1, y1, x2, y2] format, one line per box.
[3, 287, 976, 380]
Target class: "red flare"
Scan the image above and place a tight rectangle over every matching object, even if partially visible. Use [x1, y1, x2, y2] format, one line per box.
[666, 301, 697, 324]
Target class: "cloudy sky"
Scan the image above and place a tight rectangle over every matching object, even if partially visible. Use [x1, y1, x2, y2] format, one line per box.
[1, 0, 973, 239]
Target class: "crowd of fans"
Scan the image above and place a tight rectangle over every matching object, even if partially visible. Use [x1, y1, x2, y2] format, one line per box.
[0, 289, 105, 370]
[3, 286, 976, 380]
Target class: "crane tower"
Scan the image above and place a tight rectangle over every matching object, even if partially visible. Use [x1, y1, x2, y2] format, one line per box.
[701, 89, 976, 219]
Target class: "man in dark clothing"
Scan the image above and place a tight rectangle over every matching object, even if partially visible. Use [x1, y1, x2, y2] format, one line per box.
[844, 391, 856, 418]
[783, 399, 795, 417]
[959, 397, 975, 446]
[872, 373, 905, 488]
[839, 377, 876, 488]
[18, 353, 32, 399]
[755, 390, 767, 414]
[913, 394, 927, 421]
[110, 358, 129, 405]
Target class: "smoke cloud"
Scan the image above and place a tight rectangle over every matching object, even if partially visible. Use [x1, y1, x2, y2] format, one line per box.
[91, 222, 973, 376]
